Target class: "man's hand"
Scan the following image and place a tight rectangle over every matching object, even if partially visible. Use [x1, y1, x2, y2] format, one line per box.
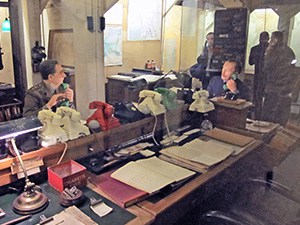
[226, 79, 237, 93]
[46, 93, 65, 109]
[64, 86, 74, 102]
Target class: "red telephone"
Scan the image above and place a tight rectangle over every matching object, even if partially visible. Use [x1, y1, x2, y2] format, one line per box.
[86, 101, 120, 131]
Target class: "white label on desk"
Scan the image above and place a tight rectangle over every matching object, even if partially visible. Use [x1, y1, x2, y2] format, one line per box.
[90, 202, 113, 217]
[17, 167, 41, 179]
[11, 156, 44, 174]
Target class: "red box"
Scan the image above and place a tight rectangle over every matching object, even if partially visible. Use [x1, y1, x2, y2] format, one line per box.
[47, 160, 87, 192]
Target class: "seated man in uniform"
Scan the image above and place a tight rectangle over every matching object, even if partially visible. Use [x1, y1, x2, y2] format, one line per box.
[207, 59, 250, 101]
[23, 59, 74, 116]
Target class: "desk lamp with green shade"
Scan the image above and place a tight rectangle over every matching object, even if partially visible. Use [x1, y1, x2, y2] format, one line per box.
[0, 116, 49, 214]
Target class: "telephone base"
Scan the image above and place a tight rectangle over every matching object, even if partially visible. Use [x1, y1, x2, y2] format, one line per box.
[40, 134, 68, 147]
[151, 107, 166, 116]
[99, 118, 120, 131]
[66, 126, 91, 140]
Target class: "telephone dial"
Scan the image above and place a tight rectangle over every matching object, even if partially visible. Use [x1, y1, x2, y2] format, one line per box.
[86, 101, 120, 131]
[189, 89, 215, 113]
[136, 90, 166, 116]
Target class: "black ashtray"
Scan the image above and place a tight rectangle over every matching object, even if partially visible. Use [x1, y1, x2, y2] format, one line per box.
[60, 186, 85, 207]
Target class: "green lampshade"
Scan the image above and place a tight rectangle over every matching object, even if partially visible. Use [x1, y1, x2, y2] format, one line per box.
[2, 18, 11, 32]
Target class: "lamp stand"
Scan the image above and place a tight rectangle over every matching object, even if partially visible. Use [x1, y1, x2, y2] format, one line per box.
[9, 138, 48, 214]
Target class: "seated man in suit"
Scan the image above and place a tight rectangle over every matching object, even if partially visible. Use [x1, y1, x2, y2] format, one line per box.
[207, 59, 250, 101]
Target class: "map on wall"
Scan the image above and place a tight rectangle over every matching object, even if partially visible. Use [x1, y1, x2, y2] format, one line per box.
[104, 3, 123, 66]
[127, 0, 162, 41]
[104, 25, 122, 66]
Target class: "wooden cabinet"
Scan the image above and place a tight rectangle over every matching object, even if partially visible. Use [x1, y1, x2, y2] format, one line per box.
[106, 78, 148, 104]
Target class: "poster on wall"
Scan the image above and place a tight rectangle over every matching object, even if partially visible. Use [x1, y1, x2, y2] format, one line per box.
[104, 3, 123, 66]
[127, 0, 162, 41]
[104, 25, 123, 66]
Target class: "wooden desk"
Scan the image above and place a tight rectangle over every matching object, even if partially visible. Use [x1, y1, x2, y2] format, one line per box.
[0, 107, 185, 187]
[209, 98, 253, 129]
[0, 180, 153, 225]
[137, 140, 269, 225]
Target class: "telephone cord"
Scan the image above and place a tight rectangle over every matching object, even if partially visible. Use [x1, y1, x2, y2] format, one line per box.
[56, 142, 68, 165]
[152, 115, 159, 146]
[164, 112, 173, 145]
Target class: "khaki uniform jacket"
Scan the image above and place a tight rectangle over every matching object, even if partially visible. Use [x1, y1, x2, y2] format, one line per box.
[22, 81, 73, 117]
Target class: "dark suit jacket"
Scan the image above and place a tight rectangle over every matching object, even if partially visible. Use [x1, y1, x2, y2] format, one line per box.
[207, 76, 250, 101]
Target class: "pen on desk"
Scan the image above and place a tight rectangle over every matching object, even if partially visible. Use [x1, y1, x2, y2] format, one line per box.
[1, 214, 32, 225]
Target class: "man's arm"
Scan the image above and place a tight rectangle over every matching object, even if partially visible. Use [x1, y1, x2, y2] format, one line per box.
[22, 92, 45, 117]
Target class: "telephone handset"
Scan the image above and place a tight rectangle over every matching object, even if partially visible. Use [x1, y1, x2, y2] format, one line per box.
[223, 72, 240, 100]
[223, 72, 238, 91]
[189, 90, 215, 113]
[86, 101, 120, 131]
[137, 90, 166, 116]
[57, 83, 70, 107]
[154, 87, 177, 110]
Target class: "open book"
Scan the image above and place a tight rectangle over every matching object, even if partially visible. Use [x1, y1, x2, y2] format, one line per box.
[111, 157, 196, 194]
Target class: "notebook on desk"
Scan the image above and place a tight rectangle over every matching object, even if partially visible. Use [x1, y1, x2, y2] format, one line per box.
[89, 171, 148, 208]
[111, 157, 196, 195]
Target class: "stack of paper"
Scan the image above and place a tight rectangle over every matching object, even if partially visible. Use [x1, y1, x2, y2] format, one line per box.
[160, 139, 234, 169]
[207, 138, 254, 156]
[111, 157, 195, 194]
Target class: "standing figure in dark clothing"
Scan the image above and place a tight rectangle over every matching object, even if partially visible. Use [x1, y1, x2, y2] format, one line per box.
[190, 32, 217, 89]
[261, 31, 296, 125]
[249, 31, 269, 119]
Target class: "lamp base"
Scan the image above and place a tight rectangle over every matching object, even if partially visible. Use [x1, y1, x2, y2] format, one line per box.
[13, 190, 48, 215]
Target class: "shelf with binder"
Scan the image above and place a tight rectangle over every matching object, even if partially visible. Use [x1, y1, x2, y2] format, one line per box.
[0, 98, 22, 122]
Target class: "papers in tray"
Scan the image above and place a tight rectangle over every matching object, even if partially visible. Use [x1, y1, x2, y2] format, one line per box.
[161, 139, 234, 167]
[111, 157, 195, 194]
[204, 128, 255, 147]
[246, 120, 280, 134]
[207, 138, 255, 156]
